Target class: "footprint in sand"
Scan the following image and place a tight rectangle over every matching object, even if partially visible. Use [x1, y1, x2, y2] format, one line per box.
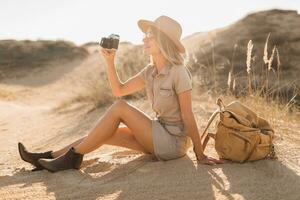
[110, 150, 143, 159]
[0, 122, 8, 132]
[80, 150, 144, 174]
[82, 161, 113, 174]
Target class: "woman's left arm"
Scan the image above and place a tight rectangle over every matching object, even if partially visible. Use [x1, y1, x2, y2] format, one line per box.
[178, 90, 222, 165]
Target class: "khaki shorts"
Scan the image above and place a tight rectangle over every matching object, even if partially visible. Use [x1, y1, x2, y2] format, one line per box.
[151, 119, 192, 161]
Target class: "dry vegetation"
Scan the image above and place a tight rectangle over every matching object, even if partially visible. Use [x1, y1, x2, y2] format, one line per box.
[183, 9, 300, 106]
[226, 33, 299, 109]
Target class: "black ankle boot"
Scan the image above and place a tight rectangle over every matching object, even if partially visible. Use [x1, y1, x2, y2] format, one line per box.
[18, 142, 53, 171]
[38, 147, 83, 173]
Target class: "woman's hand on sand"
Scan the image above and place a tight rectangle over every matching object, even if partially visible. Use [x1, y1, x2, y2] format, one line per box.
[100, 48, 116, 65]
[193, 147, 226, 165]
[196, 154, 226, 165]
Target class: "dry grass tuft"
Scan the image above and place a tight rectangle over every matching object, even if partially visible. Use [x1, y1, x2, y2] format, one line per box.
[53, 72, 115, 112]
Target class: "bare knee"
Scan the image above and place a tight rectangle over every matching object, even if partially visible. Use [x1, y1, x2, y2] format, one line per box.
[109, 99, 128, 115]
[107, 100, 129, 124]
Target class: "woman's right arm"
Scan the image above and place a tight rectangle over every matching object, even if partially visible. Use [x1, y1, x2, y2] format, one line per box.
[101, 48, 145, 97]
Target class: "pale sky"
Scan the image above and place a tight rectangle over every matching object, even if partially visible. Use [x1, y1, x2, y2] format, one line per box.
[0, 0, 299, 45]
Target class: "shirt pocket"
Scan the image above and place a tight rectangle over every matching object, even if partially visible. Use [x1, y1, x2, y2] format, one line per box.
[159, 87, 174, 97]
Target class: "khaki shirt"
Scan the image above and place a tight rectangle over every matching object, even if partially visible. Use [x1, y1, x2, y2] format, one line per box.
[137, 63, 193, 123]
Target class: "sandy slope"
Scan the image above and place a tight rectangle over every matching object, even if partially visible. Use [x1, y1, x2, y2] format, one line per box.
[0, 52, 300, 200]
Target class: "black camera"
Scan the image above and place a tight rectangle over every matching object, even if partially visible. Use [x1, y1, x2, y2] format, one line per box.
[99, 34, 120, 50]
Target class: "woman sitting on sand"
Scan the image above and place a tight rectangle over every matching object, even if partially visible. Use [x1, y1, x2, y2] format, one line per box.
[18, 15, 222, 173]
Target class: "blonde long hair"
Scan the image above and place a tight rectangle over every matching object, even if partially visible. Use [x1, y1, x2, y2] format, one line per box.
[149, 27, 186, 66]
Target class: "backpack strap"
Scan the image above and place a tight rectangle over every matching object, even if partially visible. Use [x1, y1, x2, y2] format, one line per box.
[200, 98, 224, 151]
[200, 109, 219, 144]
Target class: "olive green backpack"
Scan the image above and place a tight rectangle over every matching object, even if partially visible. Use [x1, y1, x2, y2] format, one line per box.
[201, 98, 276, 163]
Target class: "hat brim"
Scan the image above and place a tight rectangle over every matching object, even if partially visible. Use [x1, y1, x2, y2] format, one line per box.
[137, 19, 186, 53]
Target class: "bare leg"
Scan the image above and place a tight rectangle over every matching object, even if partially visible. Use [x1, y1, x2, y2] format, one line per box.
[51, 125, 149, 158]
[97, 125, 150, 154]
[51, 137, 86, 158]
[74, 99, 154, 155]
[36, 100, 154, 172]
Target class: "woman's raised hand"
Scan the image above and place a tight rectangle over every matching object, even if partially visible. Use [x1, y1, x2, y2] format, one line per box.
[100, 48, 116, 65]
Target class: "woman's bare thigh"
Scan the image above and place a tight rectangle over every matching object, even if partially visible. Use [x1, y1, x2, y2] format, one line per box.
[112, 100, 154, 154]
[104, 125, 151, 154]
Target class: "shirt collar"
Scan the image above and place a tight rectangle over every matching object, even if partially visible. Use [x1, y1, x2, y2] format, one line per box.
[151, 63, 172, 78]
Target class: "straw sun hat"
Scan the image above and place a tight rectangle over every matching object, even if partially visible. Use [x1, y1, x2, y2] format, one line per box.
[137, 15, 185, 53]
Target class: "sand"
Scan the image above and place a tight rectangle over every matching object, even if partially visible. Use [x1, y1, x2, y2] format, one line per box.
[0, 49, 300, 200]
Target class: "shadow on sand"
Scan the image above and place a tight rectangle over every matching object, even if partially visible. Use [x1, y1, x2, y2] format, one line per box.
[1, 152, 300, 200]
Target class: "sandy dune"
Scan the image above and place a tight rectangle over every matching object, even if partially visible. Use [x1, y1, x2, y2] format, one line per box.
[0, 48, 300, 200]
